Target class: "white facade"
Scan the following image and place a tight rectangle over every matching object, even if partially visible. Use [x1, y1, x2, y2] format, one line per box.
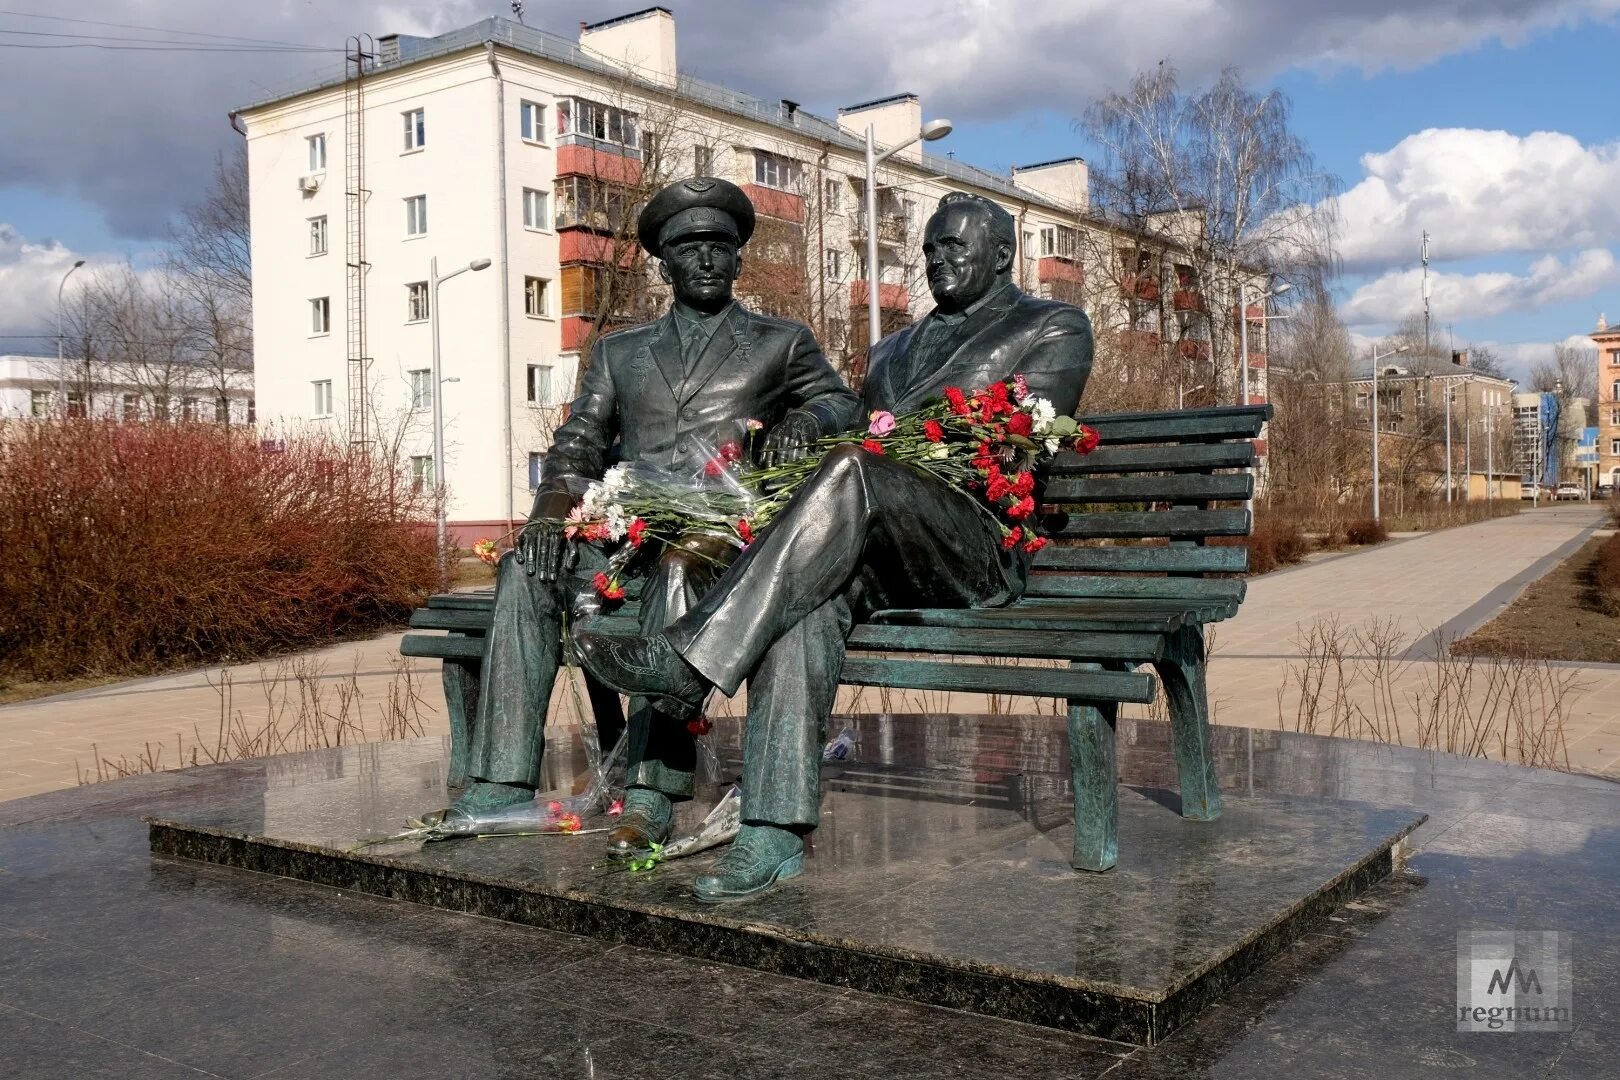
[239, 9, 1095, 534]
[0, 355, 254, 424]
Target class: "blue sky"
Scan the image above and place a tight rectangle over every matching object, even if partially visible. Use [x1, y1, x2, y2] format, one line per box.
[2, 1, 1618, 379]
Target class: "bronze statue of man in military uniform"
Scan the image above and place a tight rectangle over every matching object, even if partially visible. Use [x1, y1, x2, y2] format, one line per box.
[448, 178, 860, 858]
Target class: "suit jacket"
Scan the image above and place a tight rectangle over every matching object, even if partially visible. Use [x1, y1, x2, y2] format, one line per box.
[864, 283, 1093, 416]
[540, 304, 860, 496]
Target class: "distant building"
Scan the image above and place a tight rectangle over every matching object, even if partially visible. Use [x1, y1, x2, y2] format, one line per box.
[1592, 315, 1620, 490]
[0, 355, 254, 425]
[1513, 392, 1591, 489]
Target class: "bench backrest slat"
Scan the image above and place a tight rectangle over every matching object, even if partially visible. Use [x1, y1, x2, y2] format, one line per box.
[1052, 507, 1250, 540]
[1078, 406, 1267, 446]
[1031, 545, 1248, 574]
[1024, 575, 1245, 603]
[1046, 442, 1256, 476]
[1044, 473, 1252, 504]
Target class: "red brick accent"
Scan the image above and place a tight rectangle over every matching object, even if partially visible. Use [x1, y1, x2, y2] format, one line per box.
[1253, 437, 1268, 456]
[851, 281, 908, 311]
[555, 145, 642, 185]
[561, 317, 593, 351]
[558, 231, 639, 269]
[740, 184, 805, 223]
[1037, 257, 1084, 285]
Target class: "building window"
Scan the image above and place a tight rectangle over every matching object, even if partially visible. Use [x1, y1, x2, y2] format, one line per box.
[556, 96, 638, 152]
[409, 368, 432, 410]
[407, 281, 430, 323]
[527, 364, 553, 405]
[123, 393, 139, 422]
[182, 397, 199, 422]
[309, 215, 327, 256]
[694, 145, 714, 177]
[312, 379, 333, 417]
[153, 397, 170, 422]
[528, 451, 543, 491]
[753, 150, 802, 191]
[29, 389, 50, 417]
[522, 187, 549, 231]
[1613, 379, 1619, 402]
[1611, 408, 1620, 426]
[403, 108, 425, 151]
[520, 100, 546, 143]
[405, 195, 427, 237]
[65, 391, 87, 418]
[1355, 391, 1370, 410]
[307, 133, 326, 171]
[310, 296, 330, 335]
[553, 176, 633, 231]
[824, 249, 844, 282]
[823, 177, 842, 213]
[1040, 224, 1079, 259]
[1613, 439, 1620, 456]
[410, 454, 434, 491]
[247, 398, 256, 423]
[525, 276, 550, 318]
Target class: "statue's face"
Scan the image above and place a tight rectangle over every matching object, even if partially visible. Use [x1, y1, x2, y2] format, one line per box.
[923, 205, 1011, 312]
[658, 234, 742, 311]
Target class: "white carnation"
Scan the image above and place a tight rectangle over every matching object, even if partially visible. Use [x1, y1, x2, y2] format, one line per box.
[1030, 398, 1057, 434]
[579, 481, 609, 517]
[1043, 436, 1062, 456]
[603, 502, 629, 541]
[928, 444, 951, 459]
[600, 465, 631, 496]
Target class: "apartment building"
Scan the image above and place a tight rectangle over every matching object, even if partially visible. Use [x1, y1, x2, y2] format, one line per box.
[238, 7, 1250, 536]
[0, 355, 254, 425]
[1593, 316, 1620, 490]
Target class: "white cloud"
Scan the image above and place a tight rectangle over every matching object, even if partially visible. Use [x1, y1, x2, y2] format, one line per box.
[1336, 128, 1620, 271]
[1341, 249, 1620, 326]
[0, 224, 114, 351]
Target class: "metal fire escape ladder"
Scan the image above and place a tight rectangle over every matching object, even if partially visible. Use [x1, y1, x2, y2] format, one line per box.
[344, 35, 375, 447]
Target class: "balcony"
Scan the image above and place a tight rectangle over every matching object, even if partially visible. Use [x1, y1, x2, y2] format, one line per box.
[1116, 329, 1161, 353]
[558, 230, 639, 268]
[851, 280, 909, 312]
[1037, 257, 1084, 286]
[852, 213, 908, 248]
[1120, 274, 1160, 302]
[1172, 289, 1208, 314]
[740, 183, 805, 224]
[1177, 339, 1211, 361]
[555, 145, 643, 186]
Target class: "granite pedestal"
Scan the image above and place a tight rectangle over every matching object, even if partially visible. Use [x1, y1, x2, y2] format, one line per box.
[148, 715, 1422, 1045]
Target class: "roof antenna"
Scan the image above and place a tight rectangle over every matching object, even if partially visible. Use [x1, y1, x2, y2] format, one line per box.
[510, 1, 526, 25]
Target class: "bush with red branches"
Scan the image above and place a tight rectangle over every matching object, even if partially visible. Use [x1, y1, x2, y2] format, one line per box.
[0, 419, 438, 684]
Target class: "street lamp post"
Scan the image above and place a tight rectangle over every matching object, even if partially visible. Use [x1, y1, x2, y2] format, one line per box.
[1444, 383, 1454, 503]
[55, 259, 86, 413]
[1370, 343, 1410, 522]
[864, 117, 952, 354]
[1237, 280, 1290, 407]
[429, 255, 492, 565]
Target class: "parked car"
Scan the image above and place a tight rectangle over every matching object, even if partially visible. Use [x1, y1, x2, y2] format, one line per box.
[1521, 484, 1539, 501]
[1556, 483, 1585, 501]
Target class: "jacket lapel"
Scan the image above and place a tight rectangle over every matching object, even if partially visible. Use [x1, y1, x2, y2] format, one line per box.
[678, 304, 746, 404]
[648, 313, 685, 399]
[894, 287, 1019, 408]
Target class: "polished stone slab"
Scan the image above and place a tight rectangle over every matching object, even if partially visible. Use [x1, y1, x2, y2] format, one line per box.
[146, 716, 1422, 1045]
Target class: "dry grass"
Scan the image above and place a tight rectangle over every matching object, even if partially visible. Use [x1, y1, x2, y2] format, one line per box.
[74, 655, 434, 784]
[1457, 535, 1620, 663]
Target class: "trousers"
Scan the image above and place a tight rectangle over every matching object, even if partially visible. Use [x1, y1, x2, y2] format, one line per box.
[469, 534, 735, 795]
[667, 445, 1020, 825]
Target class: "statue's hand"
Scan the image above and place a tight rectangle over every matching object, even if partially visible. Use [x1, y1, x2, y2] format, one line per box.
[516, 489, 576, 582]
[761, 410, 821, 467]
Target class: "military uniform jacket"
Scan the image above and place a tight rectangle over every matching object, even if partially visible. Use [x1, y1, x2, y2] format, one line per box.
[539, 304, 860, 493]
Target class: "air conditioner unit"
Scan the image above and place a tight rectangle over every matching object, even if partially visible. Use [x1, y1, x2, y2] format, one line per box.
[298, 174, 321, 193]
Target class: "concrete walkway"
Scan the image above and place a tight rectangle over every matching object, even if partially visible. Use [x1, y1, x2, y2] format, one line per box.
[3, 505, 1616, 802]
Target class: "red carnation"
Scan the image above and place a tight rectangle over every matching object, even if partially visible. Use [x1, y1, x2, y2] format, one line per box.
[1001, 527, 1023, 550]
[627, 518, 649, 548]
[687, 717, 713, 736]
[862, 438, 887, 455]
[1023, 535, 1049, 554]
[737, 518, 755, 544]
[923, 419, 945, 443]
[1007, 495, 1036, 520]
[592, 572, 626, 601]
[986, 381, 1011, 405]
[1012, 471, 1035, 497]
[987, 472, 1013, 502]
[943, 386, 970, 416]
[1072, 425, 1102, 454]
[703, 458, 725, 478]
[719, 441, 743, 463]
[1007, 411, 1033, 437]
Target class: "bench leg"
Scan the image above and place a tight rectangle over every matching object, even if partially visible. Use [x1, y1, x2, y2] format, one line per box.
[443, 654, 481, 791]
[1067, 661, 1119, 873]
[1153, 624, 1222, 822]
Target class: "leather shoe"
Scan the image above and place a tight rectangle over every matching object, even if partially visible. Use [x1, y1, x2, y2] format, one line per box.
[693, 824, 805, 903]
[606, 787, 673, 859]
[573, 631, 710, 720]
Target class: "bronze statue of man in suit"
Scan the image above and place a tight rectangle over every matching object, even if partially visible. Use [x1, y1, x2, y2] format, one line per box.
[452, 178, 860, 858]
[577, 191, 1095, 900]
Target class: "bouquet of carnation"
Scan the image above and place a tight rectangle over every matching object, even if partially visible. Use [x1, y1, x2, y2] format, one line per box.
[476, 379, 1099, 602]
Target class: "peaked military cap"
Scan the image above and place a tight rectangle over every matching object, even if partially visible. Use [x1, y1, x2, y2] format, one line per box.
[637, 177, 756, 256]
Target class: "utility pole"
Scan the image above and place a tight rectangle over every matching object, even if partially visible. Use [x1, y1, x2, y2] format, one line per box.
[1421, 231, 1431, 354]
[1445, 384, 1453, 503]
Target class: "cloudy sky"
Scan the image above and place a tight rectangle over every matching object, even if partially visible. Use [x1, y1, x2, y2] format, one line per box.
[3, 0, 1618, 379]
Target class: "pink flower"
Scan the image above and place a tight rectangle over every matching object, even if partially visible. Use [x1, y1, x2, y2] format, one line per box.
[867, 410, 897, 436]
[703, 459, 725, 478]
[1012, 374, 1030, 402]
[472, 539, 499, 565]
[608, 799, 624, 817]
[745, 418, 765, 431]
